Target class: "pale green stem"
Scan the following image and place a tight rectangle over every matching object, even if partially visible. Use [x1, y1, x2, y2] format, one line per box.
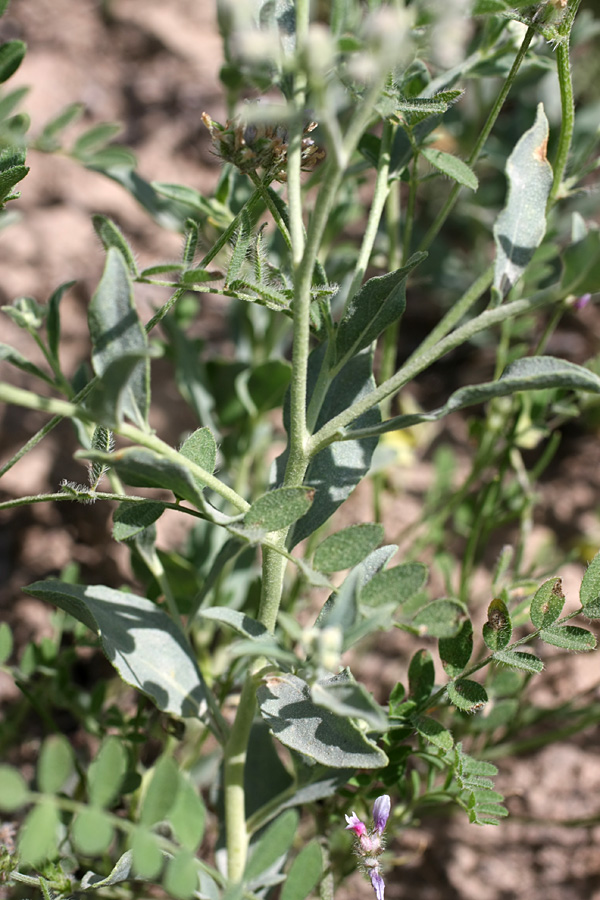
[419, 25, 536, 252]
[549, 2, 580, 206]
[0, 382, 249, 513]
[309, 287, 560, 451]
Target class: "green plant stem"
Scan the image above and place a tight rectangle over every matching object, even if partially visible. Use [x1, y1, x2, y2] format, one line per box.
[0, 382, 250, 513]
[223, 672, 259, 882]
[248, 171, 293, 253]
[419, 25, 536, 252]
[549, 35, 577, 204]
[309, 286, 560, 451]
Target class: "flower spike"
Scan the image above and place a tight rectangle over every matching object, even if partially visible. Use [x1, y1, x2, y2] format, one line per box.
[345, 795, 391, 900]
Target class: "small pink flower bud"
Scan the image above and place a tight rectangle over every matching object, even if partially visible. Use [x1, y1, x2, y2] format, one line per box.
[345, 811, 367, 836]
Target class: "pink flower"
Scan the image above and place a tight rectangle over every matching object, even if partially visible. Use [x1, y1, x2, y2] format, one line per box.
[345, 811, 367, 836]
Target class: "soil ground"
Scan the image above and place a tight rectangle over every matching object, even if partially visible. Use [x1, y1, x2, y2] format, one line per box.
[1, 3, 600, 900]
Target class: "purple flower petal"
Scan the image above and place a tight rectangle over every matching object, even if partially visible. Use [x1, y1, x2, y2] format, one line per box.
[369, 868, 385, 900]
[372, 795, 391, 834]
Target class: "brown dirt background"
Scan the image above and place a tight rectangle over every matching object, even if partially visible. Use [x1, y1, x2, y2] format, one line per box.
[1, 2, 600, 899]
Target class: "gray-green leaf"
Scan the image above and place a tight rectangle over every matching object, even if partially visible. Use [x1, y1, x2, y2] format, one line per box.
[493, 103, 553, 297]
[88, 247, 149, 429]
[244, 487, 314, 532]
[421, 147, 478, 190]
[24, 580, 209, 718]
[313, 523, 384, 572]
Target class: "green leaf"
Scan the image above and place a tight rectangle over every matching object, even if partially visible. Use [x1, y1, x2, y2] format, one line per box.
[73, 122, 121, 156]
[37, 735, 74, 793]
[421, 147, 478, 190]
[311, 673, 388, 732]
[113, 501, 165, 541]
[530, 577, 565, 628]
[72, 808, 114, 856]
[244, 487, 314, 532]
[538, 625, 597, 652]
[18, 803, 60, 867]
[80, 851, 136, 890]
[493, 650, 544, 673]
[163, 849, 198, 900]
[179, 427, 217, 488]
[0, 343, 53, 383]
[335, 254, 425, 365]
[412, 598, 468, 638]
[93, 215, 139, 277]
[482, 598, 512, 651]
[47, 281, 75, 363]
[413, 714, 454, 750]
[365, 356, 600, 437]
[200, 607, 268, 640]
[168, 777, 206, 852]
[493, 103, 553, 297]
[313, 523, 384, 572]
[439, 618, 473, 678]
[88, 736, 127, 807]
[80, 447, 213, 512]
[245, 810, 299, 884]
[258, 673, 388, 768]
[0, 764, 27, 811]
[131, 828, 163, 880]
[0, 40, 26, 83]
[141, 755, 180, 826]
[180, 266, 221, 284]
[0, 621, 12, 664]
[280, 842, 323, 900]
[88, 247, 149, 428]
[580, 550, 600, 608]
[35, 102, 84, 151]
[408, 649, 435, 705]
[24, 580, 209, 718]
[561, 229, 600, 296]
[279, 345, 381, 547]
[447, 680, 488, 712]
[360, 562, 427, 609]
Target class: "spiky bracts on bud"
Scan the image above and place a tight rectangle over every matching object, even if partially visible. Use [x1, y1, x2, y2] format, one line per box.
[345, 796, 391, 900]
[202, 112, 325, 182]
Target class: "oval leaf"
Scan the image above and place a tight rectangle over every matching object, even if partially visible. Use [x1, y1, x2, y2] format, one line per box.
[113, 501, 165, 542]
[280, 841, 323, 900]
[439, 618, 473, 678]
[482, 598, 512, 651]
[179, 427, 217, 488]
[72, 807, 114, 856]
[88, 736, 127, 808]
[493, 649, 544, 673]
[360, 562, 427, 609]
[244, 810, 298, 883]
[258, 674, 388, 769]
[446, 679, 488, 712]
[413, 598, 468, 638]
[313, 523, 384, 572]
[0, 765, 27, 812]
[539, 625, 597, 652]
[413, 714, 454, 750]
[530, 577, 564, 628]
[580, 550, 600, 608]
[25, 580, 209, 719]
[244, 487, 314, 532]
[37, 735, 74, 794]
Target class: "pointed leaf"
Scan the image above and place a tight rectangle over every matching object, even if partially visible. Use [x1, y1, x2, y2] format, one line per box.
[244, 487, 314, 532]
[335, 254, 425, 364]
[258, 673, 388, 768]
[362, 356, 600, 437]
[80, 850, 135, 890]
[24, 580, 209, 718]
[530, 577, 565, 628]
[200, 607, 268, 640]
[313, 523, 384, 572]
[92, 215, 138, 277]
[421, 147, 478, 190]
[493, 103, 553, 297]
[493, 649, 544, 673]
[47, 280, 75, 362]
[0, 343, 53, 383]
[538, 625, 597, 652]
[88, 247, 149, 428]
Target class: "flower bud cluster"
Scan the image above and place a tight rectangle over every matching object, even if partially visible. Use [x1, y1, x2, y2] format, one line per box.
[345, 795, 391, 900]
[202, 113, 325, 183]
